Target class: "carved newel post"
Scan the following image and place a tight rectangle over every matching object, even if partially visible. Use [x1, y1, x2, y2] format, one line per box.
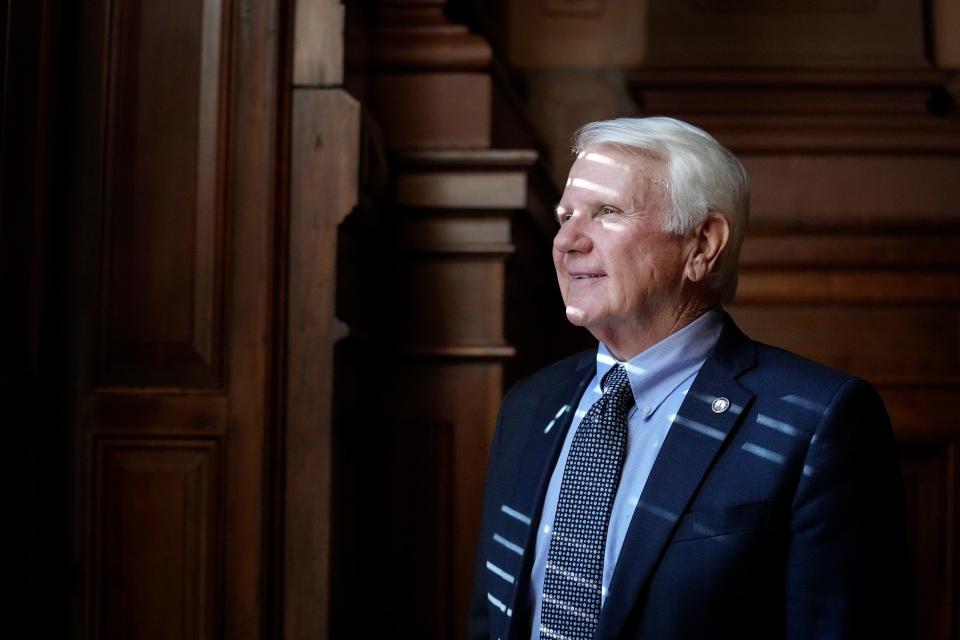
[364, 1, 536, 635]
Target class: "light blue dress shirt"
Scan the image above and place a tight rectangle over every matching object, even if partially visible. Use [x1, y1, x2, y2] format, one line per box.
[529, 309, 723, 637]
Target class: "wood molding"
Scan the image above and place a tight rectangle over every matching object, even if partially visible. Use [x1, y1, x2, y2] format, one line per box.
[397, 343, 518, 358]
[630, 68, 960, 152]
[89, 437, 222, 639]
[631, 67, 948, 88]
[736, 270, 960, 305]
[97, 0, 228, 388]
[394, 169, 528, 208]
[396, 241, 516, 255]
[392, 149, 537, 208]
[293, 0, 345, 86]
[367, 0, 494, 149]
[728, 305, 960, 387]
[370, 1, 491, 72]
[285, 87, 360, 640]
[879, 386, 960, 433]
[740, 232, 960, 268]
[898, 438, 957, 640]
[393, 148, 538, 169]
[219, 0, 281, 635]
[89, 391, 229, 434]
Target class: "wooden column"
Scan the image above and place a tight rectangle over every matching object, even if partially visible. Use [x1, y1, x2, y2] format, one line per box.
[369, 0, 492, 149]
[352, 4, 537, 635]
[284, 1, 359, 639]
[373, 149, 535, 636]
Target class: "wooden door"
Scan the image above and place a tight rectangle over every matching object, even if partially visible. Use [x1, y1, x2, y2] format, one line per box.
[63, 0, 282, 637]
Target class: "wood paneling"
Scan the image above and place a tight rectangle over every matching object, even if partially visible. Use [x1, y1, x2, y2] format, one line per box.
[381, 149, 529, 631]
[293, 0, 344, 86]
[371, 74, 492, 149]
[385, 362, 505, 621]
[92, 438, 221, 640]
[397, 258, 507, 347]
[730, 306, 960, 384]
[736, 271, 960, 305]
[711, 293, 960, 636]
[745, 155, 960, 225]
[380, 419, 456, 637]
[506, 0, 648, 67]
[89, 391, 229, 434]
[394, 170, 526, 209]
[323, 93, 534, 633]
[9, 0, 369, 637]
[332, 361, 503, 637]
[397, 213, 512, 249]
[99, 0, 226, 387]
[632, 69, 960, 153]
[626, 38, 960, 638]
[284, 87, 359, 639]
[646, 0, 926, 67]
[68, 0, 283, 637]
[218, 0, 280, 635]
[366, 3, 493, 150]
[740, 233, 960, 268]
[901, 440, 957, 640]
[882, 387, 960, 434]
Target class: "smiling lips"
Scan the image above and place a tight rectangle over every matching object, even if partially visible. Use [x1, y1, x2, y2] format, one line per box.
[570, 273, 606, 280]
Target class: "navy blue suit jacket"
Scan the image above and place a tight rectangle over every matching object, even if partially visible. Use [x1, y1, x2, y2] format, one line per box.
[469, 314, 910, 639]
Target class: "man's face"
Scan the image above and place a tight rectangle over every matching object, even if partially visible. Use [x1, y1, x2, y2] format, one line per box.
[553, 144, 688, 345]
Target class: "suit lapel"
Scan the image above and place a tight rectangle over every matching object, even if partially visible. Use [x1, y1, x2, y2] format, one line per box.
[595, 316, 757, 639]
[503, 352, 595, 638]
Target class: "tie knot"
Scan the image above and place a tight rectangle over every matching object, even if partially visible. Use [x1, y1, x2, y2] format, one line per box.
[601, 364, 634, 407]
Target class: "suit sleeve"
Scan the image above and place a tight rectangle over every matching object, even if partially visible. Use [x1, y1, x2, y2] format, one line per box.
[467, 401, 507, 640]
[785, 378, 912, 639]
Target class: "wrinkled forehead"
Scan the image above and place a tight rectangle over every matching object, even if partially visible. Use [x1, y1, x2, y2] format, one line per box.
[576, 142, 667, 174]
[561, 143, 668, 209]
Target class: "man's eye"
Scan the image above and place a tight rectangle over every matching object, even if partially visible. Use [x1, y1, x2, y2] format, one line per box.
[600, 206, 619, 216]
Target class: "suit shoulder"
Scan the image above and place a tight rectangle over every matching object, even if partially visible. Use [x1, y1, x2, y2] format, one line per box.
[501, 348, 594, 407]
[730, 338, 891, 450]
[753, 340, 852, 380]
[745, 339, 871, 404]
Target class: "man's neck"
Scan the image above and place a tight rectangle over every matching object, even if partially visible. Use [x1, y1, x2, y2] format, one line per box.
[594, 300, 717, 361]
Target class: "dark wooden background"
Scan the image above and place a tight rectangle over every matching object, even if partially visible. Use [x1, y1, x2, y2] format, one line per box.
[3, 0, 958, 638]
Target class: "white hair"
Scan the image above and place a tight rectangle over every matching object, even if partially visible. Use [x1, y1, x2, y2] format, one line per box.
[573, 116, 750, 303]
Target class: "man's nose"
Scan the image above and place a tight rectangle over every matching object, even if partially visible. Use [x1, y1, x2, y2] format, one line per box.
[554, 215, 593, 253]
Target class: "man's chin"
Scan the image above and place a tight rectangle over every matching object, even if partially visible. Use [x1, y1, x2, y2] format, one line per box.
[564, 306, 592, 327]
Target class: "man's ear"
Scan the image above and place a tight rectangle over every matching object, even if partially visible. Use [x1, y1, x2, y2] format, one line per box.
[684, 212, 730, 284]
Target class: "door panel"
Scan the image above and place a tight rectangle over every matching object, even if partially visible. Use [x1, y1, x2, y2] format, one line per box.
[92, 439, 221, 639]
[68, 0, 281, 637]
[99, 0, 226, 387]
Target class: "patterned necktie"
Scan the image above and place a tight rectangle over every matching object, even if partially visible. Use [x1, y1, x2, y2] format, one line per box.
[540, 364, 634, 640]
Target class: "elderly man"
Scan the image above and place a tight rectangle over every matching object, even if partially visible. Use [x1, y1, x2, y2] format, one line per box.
[468, 117, 909, 639]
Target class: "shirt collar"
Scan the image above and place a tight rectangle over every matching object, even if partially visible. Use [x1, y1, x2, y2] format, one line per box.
[595, 308, 724, 420]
